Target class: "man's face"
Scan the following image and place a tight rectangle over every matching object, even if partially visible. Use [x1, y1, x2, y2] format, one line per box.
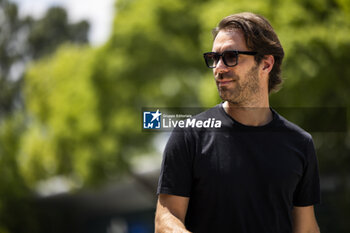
[212, 30, 261, 106]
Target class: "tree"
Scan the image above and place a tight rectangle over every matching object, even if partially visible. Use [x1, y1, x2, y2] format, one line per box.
[0, 0, 29, 117]
[0, 0, 89, 118]
[20, 0, 205, 188]
[28, 7, 89, 59]
[0, 1, 90, 232]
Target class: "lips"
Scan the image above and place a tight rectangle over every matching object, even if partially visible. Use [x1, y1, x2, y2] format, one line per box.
[217, 80, 234, 86]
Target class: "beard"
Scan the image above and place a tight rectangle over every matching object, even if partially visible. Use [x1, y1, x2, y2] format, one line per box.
[217, 64, 260, 106]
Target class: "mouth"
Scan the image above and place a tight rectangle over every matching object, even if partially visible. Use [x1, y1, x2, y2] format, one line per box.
[217, 80, 234, 87]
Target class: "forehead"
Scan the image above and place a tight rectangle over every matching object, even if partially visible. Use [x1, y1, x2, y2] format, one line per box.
[212, 29, 247, 52]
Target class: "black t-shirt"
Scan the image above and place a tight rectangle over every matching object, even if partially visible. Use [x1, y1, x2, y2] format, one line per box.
[157, 104, 321, 233]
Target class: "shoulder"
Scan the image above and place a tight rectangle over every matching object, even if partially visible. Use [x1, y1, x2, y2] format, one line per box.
[273, 109, 313, 143]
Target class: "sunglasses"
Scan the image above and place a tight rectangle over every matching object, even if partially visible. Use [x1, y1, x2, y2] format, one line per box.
[203, 50, 257, 68]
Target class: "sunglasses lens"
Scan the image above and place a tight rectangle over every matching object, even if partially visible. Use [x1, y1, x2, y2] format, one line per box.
[204, 53, 218, 68]
[223, 52, 237, 66]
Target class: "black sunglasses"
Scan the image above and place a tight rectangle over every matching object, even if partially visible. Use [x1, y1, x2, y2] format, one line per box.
[203, 50, 257, 68]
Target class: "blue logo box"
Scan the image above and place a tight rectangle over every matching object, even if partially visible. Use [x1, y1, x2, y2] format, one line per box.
[143, 110, 162, 129]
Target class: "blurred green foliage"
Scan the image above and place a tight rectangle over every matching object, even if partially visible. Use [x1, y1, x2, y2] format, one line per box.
[0, 0, 89, 117]
[1, 0, 350, 232]
[1, 0, 89, 231]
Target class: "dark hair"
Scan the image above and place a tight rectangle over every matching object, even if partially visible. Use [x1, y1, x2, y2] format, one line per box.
[212, 12, 284, 93]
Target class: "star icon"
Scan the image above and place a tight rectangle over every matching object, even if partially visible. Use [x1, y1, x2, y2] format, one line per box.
[151, 109, 162, 122]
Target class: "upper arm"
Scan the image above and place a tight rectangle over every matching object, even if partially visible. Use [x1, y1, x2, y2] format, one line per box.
[293, 138, 321, 206]
[292, 205, 320, 233]
[157, 193, 190, 223]
[157, 129, 194, 199]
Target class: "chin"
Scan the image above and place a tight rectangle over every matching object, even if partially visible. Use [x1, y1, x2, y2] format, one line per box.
[219, 90, 235, 101]
[219, 93, 242, 105]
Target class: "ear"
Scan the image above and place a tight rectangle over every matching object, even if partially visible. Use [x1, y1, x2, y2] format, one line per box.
[261, 55, 274, 76]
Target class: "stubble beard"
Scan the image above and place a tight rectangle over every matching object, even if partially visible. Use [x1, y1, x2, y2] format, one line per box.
[217, 64, 260, 106]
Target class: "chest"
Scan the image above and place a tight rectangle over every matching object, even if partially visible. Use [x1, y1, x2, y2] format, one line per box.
[193, 132, 305, 191]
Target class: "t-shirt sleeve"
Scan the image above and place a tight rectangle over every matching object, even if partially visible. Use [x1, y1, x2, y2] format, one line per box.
[157, 128, 194, 197]
[293, 136, 321, 206]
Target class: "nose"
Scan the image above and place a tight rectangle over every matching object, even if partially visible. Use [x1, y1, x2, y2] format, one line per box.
[213, 57, 229, 78]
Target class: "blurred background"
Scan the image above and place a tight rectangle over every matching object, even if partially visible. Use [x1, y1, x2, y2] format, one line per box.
[0, 0, 350, 232]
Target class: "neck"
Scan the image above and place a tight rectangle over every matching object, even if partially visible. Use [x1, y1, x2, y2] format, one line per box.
[223, 100, 273, 127]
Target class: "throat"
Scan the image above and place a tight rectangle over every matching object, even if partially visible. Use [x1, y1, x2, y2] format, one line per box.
[223, 101, 273, 127]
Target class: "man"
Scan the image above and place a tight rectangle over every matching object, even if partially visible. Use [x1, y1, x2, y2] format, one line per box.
[155, 12, 321, 233]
